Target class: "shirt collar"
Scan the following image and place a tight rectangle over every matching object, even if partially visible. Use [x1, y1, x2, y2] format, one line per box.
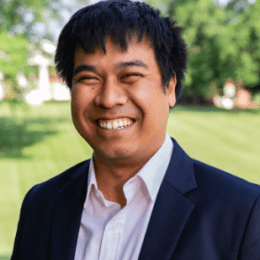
[87, 133, 173, 202]
[135, 133, 173, 201]
[86, 158, 98, 201]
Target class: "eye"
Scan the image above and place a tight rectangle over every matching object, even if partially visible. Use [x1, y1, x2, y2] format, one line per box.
[75, 76, 100, 85]
[123, 73, 141, 78]
[121, 73, 142, 83]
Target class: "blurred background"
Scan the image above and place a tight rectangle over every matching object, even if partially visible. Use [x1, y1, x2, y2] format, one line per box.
[0, 0, 260, 258]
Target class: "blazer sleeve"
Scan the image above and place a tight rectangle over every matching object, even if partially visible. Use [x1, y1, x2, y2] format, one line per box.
[238, 194, 260, 259]
[11, 186, 36, 260]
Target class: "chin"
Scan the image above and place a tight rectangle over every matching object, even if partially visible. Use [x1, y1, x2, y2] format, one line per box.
[94, 146, 136, 162]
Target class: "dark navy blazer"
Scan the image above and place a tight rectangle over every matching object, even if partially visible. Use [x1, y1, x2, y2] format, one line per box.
[11, 138, 260, 259]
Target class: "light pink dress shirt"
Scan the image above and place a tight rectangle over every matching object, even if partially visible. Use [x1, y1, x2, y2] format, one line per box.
[74, 134, 173, 260]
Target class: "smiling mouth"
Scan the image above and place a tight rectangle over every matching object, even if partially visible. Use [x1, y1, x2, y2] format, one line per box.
[96, 118, 134, 130]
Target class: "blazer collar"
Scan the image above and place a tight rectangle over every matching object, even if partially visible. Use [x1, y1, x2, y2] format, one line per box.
[138, 138, 197, 260]
[166, 138, 197, 194]
[50, 160, 90, 260]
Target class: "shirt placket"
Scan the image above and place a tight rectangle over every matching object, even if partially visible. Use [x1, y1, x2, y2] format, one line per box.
[99, 210, 126, 260]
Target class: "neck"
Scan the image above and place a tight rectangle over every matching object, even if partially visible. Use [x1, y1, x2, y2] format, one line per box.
[93, 154, 150, 208]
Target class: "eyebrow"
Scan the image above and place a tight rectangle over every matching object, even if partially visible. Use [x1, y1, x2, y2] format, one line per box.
[115, 60, 148, 69]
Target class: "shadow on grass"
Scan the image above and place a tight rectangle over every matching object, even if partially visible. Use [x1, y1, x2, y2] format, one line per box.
[0, 116, 68, 159]
[0, 256, 10, 260]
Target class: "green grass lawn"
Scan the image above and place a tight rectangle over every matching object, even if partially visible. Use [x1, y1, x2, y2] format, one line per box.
[0, 101, 259, 257]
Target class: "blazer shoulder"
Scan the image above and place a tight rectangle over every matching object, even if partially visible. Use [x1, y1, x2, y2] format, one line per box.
[193, 159, 260, 202]
[25, 159, 90, 205]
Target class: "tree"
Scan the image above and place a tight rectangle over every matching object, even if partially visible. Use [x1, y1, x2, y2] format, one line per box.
[233, 0, 260, 90]
[145, 0, 260, 99]
[172, 0, 232, 96]
[0, 0, 89, 41]
[0, 32, 30, 82]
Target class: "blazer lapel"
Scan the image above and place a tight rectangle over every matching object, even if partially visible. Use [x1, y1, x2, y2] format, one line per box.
[50, 160, 90, 260]
[138, 139, 197, 260]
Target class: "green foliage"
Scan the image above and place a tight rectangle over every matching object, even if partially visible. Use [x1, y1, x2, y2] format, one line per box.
[1, 0, 62, 38]
[0, 32, 31, 82]
[0, 0, 90, 40]
[143, 0, 171, 15]
[236, 0, 260, 88]
[145, 0, 260, 97]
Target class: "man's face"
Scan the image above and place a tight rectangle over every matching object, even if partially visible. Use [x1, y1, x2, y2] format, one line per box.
[71, 37, 176, 165]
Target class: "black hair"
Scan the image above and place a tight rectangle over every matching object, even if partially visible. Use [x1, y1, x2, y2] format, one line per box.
[55, 0, 187, 97]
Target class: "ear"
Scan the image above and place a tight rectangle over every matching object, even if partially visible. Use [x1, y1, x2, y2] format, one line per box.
[166, 73, 177, 108]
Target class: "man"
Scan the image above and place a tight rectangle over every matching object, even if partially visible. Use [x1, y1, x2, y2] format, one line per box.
[11, 0, 260, 259]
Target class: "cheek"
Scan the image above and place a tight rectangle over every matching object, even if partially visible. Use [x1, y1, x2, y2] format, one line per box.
[140, 93, 169, 128]
[71, 94, 81, 123]
[71, 87, 92, 114]
[131, 86, 159, 115]
[71, 87, 81, 109]
[71, 90, 90, 131]
[133, 85, 167, 112]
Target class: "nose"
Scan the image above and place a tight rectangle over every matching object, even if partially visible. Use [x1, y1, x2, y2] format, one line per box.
[94, 78, 128, 108]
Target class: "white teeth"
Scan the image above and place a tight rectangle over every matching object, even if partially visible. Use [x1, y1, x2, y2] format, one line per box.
[113, 122, 118, 129]
[98, 119, 133, 130]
